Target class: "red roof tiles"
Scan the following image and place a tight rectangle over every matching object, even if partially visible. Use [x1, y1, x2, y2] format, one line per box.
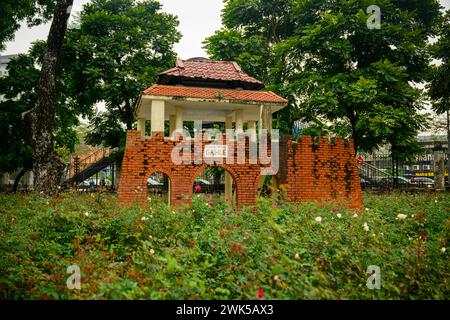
[143, 84, 287, 104]
[157, 58, 263, 89]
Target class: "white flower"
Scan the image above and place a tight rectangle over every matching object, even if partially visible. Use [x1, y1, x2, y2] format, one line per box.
[149, 235, 153, 240]
[363, 223, 369, 232]
[411, 214, 415, 218]
[147, 197, 152, 201]
[149, 249, 155, 255]
[353, 213, 358, 218]
[141, 216, 149, 221]
[273, 275, 281, 281]
[336, 213, 342, 219]
[315, 216, 322, 223]
[396, 214, 407, 220]
[84, 211, 90, 217]
[365, 208, 369, 212]
[294, 253, 300, 260]
[435, 199, 438, 203]
[441, 247, 446, 253]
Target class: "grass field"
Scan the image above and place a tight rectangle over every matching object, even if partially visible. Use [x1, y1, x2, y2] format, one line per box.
[0, 191, 448, 299]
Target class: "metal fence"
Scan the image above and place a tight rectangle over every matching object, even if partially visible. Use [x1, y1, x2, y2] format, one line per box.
[358, 153, 448, 190]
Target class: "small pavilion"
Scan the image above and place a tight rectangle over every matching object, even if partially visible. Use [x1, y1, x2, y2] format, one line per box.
[133, 58, 287, 204]
[118, 58, 363, 209]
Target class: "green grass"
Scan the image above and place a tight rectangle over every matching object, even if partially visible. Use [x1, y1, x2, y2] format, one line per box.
[0, 191, 449, 299]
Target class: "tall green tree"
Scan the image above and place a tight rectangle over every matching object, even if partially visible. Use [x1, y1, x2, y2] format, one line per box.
[205, 0, 442, 157]
[64, 0, 181, 149]
[204, 0, 296, 132]
[0, 42, 84, 192]
[21, 0, 74, 195]
[428, 9, 450, 184]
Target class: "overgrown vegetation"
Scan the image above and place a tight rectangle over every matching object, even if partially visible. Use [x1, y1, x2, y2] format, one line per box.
[0, 192, 448, 299]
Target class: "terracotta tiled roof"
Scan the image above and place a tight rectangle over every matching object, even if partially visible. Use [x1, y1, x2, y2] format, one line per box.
[157, 58, 263, 89]
[143, 84, 287, 104]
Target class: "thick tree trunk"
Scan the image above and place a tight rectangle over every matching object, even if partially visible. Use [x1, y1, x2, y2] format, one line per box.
[447, 109, 450, 188]
[12, 168, 28, 193]
[22, 0, 73, 195]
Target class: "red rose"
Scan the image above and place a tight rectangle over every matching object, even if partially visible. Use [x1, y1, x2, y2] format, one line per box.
[258, 288, 264, 299]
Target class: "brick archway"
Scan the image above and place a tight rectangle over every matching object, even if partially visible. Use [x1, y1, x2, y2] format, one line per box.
[118, 131, 362, 209]
[146, 169, 173, 205]
[190, 164, 240, 206]
[118, 131, 266, 208]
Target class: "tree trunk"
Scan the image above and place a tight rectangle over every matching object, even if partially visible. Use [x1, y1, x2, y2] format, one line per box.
[447, 108, 450, 188]
[12, 168, 28, 193]
[22, 0, 73, 195]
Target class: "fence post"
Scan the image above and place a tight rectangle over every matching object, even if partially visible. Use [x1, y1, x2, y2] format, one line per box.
[433, 144, 445, 191]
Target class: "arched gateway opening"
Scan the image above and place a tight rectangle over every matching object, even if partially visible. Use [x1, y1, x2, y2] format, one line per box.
[147, 171, 170, 206]
[192, 166, 237, 209]
[118, 58, 363, 209]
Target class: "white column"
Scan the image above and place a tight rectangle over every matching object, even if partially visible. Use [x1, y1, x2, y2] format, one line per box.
[175, 106, 183, 133]
[194, 120, 202, 137]
[169, 114, 176, 138]
[235, 109, 244, 133]
[248, 120, 256, 142]
[259, 105, 272, 131]
[137, 118, 146, 137]
[151, 100, 165, 133]
[225, 115, 233, 206]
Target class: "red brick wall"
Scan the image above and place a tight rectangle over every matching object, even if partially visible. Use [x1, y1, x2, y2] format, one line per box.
[278, 136, 362, 208]
[118, 131, 362, 209]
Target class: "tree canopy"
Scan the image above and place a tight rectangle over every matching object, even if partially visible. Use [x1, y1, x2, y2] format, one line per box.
[64, 0, 181, 148]
[0, 0, 55, 51]
[204, 0, 443, 158]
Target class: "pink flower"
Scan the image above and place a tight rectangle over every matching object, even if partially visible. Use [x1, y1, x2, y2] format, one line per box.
[237, 212, 241, 217]
[209, 200, 215, 207]
[212, 245, 216, 251]
[226, 211, 230, 216]
[332, 208, 337, 212]
[273, 204, 278, 209]
[189, 241, 195, 247]
[207, 194, 212, 199]
[258, 288, 264, 299]
[195, 185, 201, 192]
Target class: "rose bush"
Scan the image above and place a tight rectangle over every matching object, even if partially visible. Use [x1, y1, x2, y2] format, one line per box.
[0, 191, 448, 299]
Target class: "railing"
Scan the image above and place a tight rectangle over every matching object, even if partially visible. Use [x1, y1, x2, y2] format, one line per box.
[61, 147, 117, 188]
[357, 153, 448, 190]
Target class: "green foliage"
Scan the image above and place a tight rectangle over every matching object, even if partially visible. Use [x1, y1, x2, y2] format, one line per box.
[64, 0, 181, 147]
[427, 10, 450, 115]
[0, 192, 448, 299]
[0, 42, 84, 173]
[205, 0, 442, 156]
[0, 0, 55, 50]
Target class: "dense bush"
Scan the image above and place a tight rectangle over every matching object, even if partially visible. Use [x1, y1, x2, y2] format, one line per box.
[0, 191, 448, 299]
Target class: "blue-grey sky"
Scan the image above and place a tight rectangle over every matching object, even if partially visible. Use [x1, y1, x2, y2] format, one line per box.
[3, 0, 449, 58]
